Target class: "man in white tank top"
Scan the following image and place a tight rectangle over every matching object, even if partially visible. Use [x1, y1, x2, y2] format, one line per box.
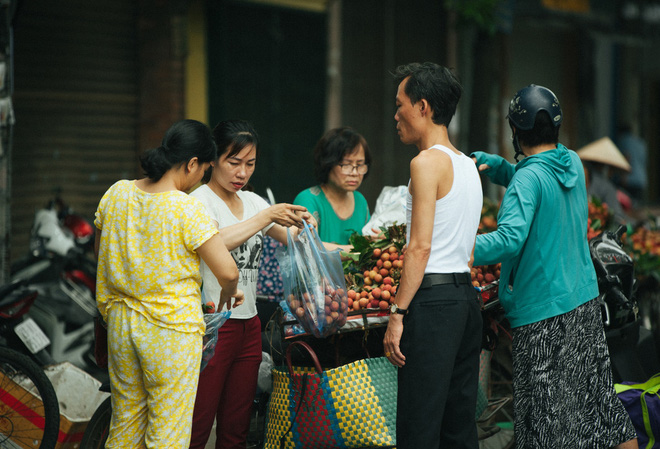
[383, 62, 483, 449]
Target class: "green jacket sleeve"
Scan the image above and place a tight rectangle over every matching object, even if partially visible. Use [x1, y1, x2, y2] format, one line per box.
[474, 169, 540, 266]
[470, 151, 516, 187]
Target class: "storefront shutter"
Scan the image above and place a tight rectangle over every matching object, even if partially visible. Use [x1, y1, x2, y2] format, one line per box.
[10, 0, 139, 261]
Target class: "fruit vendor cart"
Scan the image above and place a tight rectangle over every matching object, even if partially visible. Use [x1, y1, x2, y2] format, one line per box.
[256, 199, 515, 448]
[265, 219, 504, 365]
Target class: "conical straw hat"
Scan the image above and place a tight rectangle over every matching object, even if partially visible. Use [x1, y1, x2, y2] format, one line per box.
[576, 137, 631, 172]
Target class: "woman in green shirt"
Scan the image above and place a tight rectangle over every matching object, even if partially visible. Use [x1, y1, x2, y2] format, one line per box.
[294, 127, 372, 250]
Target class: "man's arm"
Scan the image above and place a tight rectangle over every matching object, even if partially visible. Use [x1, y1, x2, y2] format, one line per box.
[390, 154, 441, 310]
[384, 151, 450, 367]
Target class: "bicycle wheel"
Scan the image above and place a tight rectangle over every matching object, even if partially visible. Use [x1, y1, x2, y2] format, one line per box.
[79, 396, 111, 449]
[0, 346, 60, 449]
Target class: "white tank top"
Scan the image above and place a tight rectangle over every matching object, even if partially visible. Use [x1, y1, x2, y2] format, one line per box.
[406, 145, 483, 274]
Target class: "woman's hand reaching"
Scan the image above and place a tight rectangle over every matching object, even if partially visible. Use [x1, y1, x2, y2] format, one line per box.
[266, 205, 317, 245]
[299, 211, 317, 229]
[471, 156, 490, 172]
[289, 210, 318, 239]
[268, 204, 308, 228]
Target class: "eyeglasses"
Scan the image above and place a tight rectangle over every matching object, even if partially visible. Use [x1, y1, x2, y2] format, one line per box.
[338, 164, 369, 175]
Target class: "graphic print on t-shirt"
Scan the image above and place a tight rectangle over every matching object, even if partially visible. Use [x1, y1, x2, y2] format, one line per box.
[232, 233, 264, 270]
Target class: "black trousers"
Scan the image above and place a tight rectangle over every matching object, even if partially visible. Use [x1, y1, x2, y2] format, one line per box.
[396, 282, 482, 449]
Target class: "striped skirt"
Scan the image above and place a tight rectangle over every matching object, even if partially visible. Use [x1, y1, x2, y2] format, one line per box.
[512, 299, 637, 448]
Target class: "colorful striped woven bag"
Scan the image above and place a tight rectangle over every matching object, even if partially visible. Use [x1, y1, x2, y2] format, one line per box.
[264, 341, 397, 449]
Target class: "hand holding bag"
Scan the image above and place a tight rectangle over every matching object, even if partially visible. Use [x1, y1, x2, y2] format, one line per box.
[201, 310, 231, 371]
[276, 224, 349, 338]
[263, 341, 397, 449]
[200, 287, 232, 371]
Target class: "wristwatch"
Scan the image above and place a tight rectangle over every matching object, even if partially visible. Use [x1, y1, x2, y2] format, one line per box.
[389, 303, 408, 315]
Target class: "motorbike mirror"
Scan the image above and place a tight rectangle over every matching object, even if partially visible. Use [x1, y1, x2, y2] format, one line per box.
[614, 225, 626, 244]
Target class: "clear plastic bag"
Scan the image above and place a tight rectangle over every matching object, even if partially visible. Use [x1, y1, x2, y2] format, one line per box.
[201, 308, 231, 372]
[201, 311, 231, 371]
[279, 299, 306, 337]
[276, 224, 349, 338]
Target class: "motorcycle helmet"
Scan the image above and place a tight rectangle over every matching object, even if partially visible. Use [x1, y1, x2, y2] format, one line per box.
[507, 84, 562, 160]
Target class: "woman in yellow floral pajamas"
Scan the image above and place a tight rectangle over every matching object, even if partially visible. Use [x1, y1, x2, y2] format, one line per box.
[94, 120, 244, 449]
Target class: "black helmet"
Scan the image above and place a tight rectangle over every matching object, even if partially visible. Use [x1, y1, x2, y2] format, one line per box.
[507, 85, 562, 130]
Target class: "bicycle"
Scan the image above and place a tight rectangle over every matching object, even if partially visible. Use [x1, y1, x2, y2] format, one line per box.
[0, 346, 60, 449]
[0, 279, 61, 449]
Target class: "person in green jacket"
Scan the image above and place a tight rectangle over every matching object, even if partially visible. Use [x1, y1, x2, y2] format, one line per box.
[294, 127, 371, 250]
[471, 85, 637, 449]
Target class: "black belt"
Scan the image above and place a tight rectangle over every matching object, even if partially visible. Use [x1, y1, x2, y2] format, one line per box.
[420, 272, 472, 289]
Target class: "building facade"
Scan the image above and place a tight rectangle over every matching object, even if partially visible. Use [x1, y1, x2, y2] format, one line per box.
[2, 0, 659, 280]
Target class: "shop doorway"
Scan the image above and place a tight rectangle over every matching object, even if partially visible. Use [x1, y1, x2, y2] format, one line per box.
[206, 1, 327, 203]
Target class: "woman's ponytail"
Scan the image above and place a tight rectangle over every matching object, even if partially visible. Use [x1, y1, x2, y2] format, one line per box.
[139, 120, 217, 181]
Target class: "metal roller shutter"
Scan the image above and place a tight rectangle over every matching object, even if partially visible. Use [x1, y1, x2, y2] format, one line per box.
[11, 0, 139, 262]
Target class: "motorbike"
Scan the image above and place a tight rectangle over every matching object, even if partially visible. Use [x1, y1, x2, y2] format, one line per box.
[0, 278, 54, 366]
[11, 197, 99, 374]
[591, 225, 660, 383]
